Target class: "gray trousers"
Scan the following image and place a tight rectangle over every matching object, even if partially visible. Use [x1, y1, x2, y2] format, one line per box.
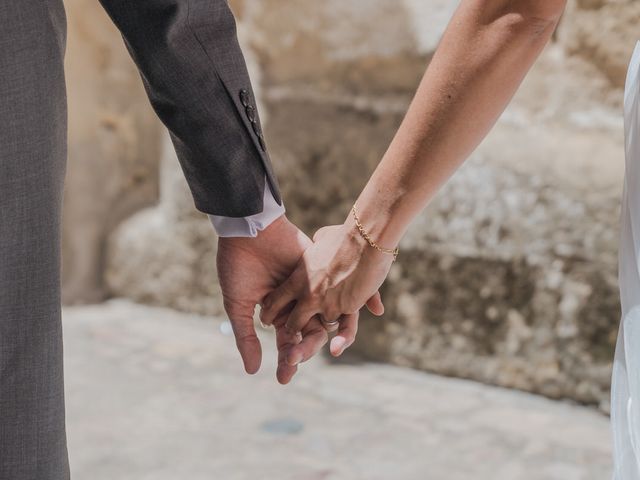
[0, 1, 70, 478]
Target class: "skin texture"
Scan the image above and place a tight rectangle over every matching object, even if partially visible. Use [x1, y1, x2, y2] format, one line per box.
[261, 0, 567, 366]
[260, 224, 386, 359]
[217, 216, 329, 384]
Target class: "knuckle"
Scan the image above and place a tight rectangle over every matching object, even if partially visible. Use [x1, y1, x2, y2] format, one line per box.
[236, 332, 259, 345]
[306, 284, 326, 303]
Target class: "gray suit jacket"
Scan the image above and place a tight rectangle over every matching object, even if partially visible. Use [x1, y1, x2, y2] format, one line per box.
[99, 0, 281, 217]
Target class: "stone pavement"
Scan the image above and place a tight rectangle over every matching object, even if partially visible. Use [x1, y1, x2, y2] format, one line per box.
[63, 300, 612, 480]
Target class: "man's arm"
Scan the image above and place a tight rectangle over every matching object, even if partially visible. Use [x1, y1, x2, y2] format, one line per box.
[98, 0, 302, 377]
[98, 0, 281, 218]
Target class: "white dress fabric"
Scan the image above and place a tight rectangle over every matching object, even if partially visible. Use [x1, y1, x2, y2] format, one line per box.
[612, 41, 640, 480]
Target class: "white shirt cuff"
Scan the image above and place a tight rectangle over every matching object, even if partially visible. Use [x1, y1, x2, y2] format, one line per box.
[208, 177, 285, 238]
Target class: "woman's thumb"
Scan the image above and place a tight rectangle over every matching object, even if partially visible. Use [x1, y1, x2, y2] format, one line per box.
[366, 291, 385, 316]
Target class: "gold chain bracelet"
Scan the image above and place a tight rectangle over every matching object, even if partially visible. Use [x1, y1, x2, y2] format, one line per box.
[351, 204, 399, 262]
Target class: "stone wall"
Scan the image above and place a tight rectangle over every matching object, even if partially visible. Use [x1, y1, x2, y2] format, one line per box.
[62, 0, 161, 304]
[63, 0, 639, 410]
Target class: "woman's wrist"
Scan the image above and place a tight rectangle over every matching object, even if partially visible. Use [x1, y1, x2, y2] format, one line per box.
[344, 180, 413, 252]
[338, 215, 399, 272]
[341, 203, 405, 262]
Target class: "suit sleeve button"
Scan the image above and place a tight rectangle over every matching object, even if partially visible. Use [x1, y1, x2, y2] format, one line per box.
[258, 134, 267, 152]
[239, 89, 250, 107]
[245, 105, 257, 123]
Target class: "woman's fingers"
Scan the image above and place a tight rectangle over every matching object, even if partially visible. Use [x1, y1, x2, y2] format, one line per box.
[286, 316, 329, 366]
[284, 301, 319, 335]
[275, 322, 300, 385]
[365, 291, 385, 316]
[260, 275, 298, 326]
[319, 314, 341, 333]
[330, 311, 359, 357]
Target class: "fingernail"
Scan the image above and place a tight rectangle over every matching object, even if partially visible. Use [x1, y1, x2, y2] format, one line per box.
[331, 337, 347, 356]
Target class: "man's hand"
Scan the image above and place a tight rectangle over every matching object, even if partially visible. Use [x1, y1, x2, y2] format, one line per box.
[216, 215, 329, 384]
[260, 222, 387, 361]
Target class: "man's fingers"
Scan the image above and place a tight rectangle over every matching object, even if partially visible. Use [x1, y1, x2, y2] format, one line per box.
[260, 276, 297, 326]
[365, 291, 385, 316]
[286, 316, 328, 366]
[275, 324, 300, 385]
[225, 301, 263, 374]
[277, 356, 298, 385]
[228, 314, 263, 375]
[330, 311, 359, 357]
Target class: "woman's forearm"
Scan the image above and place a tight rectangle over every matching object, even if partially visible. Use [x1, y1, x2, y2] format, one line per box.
[261, 0, 569, 360]
[350, 0, 566, 248]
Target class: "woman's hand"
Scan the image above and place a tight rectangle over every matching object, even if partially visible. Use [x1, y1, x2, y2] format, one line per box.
[260, 222, 392, 362]
[261, 0, 566, 373]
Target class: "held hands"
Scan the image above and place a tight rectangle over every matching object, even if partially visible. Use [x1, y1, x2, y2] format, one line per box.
[217, 216, 331, 384]
[260, 221, 392, 363]
[219, 215, 394, 383]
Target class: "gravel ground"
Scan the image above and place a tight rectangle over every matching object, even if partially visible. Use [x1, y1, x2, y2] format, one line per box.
[63, 300, 612, 480]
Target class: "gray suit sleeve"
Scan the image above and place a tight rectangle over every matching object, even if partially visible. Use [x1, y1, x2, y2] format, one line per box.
[98, 0, 282, 217]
